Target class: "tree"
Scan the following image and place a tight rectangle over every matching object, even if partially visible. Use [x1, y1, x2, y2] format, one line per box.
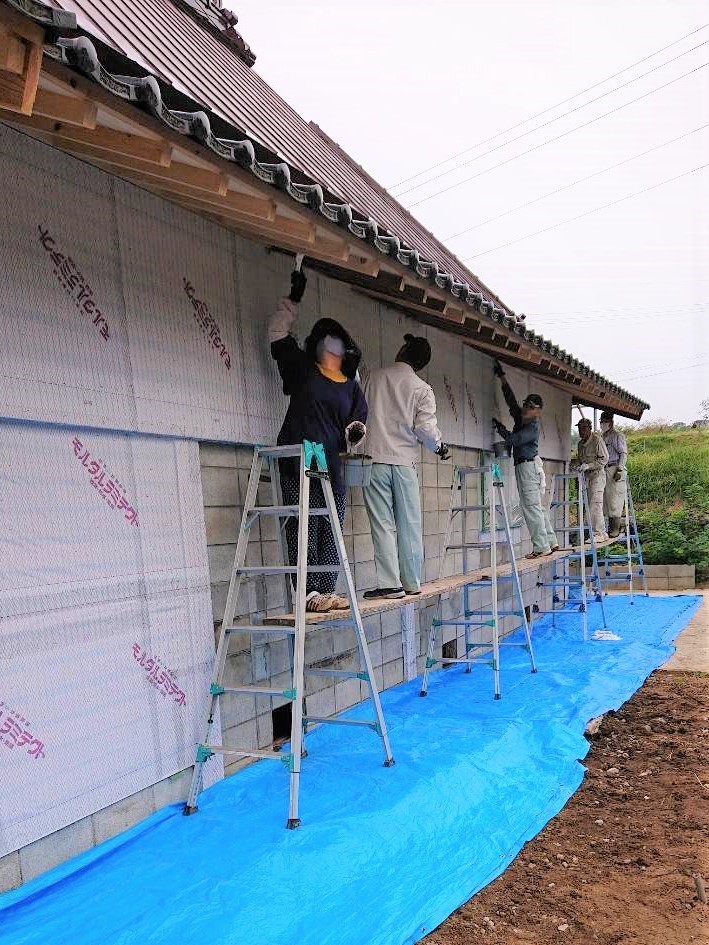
[701, 398, 709, 425]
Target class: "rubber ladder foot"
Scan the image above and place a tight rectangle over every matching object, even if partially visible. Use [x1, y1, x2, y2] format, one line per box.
[301, 750, 308, 758]
[183, 805, 198, 816]
[464, 668, 472, 674]
[286, 818, 301, 830]
[494, 693, 501, 700]
[531, 668, 538, 674]
[384, 757, 396, 768]
[419, 690, 428, 697]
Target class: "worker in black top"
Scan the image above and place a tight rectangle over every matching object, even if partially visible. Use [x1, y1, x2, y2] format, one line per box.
[269, 267, 367, 613]
[492, 361, 558, 558]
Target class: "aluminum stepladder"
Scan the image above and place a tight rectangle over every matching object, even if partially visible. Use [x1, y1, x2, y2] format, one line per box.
[184, 441, 394, 828]
[420, 462, 536, 701]
[600, 477, 649, 601]
[533, 470, 609, 641]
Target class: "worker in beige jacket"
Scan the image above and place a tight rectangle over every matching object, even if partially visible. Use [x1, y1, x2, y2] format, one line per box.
[362, 334, 450, 600]
[573, 418, 609, 542]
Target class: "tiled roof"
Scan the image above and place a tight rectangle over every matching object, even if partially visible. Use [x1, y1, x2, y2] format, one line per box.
[4, 0, 649, 414]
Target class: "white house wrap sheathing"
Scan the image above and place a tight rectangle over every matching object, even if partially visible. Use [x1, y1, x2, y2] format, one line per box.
[0, 422, 221, 856]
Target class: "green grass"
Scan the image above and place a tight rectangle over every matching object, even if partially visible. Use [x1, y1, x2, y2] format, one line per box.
[622, 428, 709, 580]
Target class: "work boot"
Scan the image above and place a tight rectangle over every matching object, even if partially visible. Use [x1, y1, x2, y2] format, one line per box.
[608, 517, 620, 538]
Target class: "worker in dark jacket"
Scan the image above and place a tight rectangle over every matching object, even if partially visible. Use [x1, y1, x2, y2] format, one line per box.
[492, 361, 558, 558]
[269, 267, 367, 612]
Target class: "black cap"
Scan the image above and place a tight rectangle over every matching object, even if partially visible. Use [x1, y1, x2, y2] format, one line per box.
[600, 410, 614, 422]
[577, 417, 591, 427]
[401, 333, 431, 370]
[523, 393, 544, 409]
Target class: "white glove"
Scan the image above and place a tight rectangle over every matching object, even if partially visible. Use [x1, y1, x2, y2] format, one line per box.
[578, 463, 590, 473]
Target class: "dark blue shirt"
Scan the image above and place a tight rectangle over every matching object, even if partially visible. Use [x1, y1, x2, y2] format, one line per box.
[499, 380, 540, 465]
[271, 336, 367, 493]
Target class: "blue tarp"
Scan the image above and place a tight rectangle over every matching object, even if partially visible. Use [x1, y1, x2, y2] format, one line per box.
[0, 593, 701, 945]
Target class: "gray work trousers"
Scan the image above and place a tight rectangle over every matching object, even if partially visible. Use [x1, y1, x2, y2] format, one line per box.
[515, 457, 557, 553]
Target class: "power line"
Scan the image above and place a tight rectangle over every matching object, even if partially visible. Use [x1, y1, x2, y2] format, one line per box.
[618, 358, 709, 381]
[444, 123, 709, 241]
[397, 38, 709, 199]
[388, 23, 708, 190]
[407, 60, 709, 208]
[461, 162, 709, 260]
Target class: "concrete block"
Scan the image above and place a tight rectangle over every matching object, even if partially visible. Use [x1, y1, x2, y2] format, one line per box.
[307, 685, 336, 719]
[207, 543, 237, 584]
[92, 787, 156, 844]
[342, 507, 353, 537]
[210, 581, 228, 623]
[305, 627, 334, 665]
[349, 485, 365, 507]
[363, 613, 381, 643]
[382, 632, 403, 663]
[352, 505, 371, 535]
[421, 463, 438, 488]
[152, 769, 192, 809]
[199, 443, 238, 467]
[201, 466, 239, 507]
[438, 487, 452, 510]
[19, 816, 94, 882]
[256, 712, 274, 749]
[354, 559, 377, 591]
[646, 578, 670, 590]
[223, 650, 254, 688]
[0, 852, 21, 894]
[437, 462, 454, 487]
[380, 609, 400, 638]
[204, 506, 241, 546]
[423, 487, 439, 512]
[335, 678, 361, 712]
[333, 626, 358, 657]
[354, 532, 374, 563]
[366, 637, 382, 668]
[665, 564, 695, 579]
[667, 578, 691, 590]
[222, 717, 258, 752]
[219, 691, 257, 729]
[383, 658, 404, 690]
[235, 446, 257, 470]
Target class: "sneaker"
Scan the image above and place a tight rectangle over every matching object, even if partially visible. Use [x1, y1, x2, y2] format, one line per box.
[305, 592, 335, 613]
[550, 544, 561, 553]
[404, 589, 422, 596]
[526, 549, 552, 559]
[363, 587, 406, 600]
[327, 594, 349, 610]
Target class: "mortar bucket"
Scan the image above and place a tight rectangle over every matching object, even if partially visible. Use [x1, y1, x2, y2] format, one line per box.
[341, 453, 373, 488]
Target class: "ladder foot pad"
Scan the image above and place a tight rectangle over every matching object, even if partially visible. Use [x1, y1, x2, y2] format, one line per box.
[182, 805, 198, 816]
[384, 757, 396, 767]
[286, 818, 301, 830]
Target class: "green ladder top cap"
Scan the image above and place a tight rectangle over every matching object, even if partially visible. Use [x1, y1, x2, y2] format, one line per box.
[282, 688, 297, 701]
[426, 657, 438, 668]
[209, 684, 225, 696]
[195, 745, 214, 763]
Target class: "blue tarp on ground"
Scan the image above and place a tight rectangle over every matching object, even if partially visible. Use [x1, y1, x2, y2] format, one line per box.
[0, 593, 701, 945]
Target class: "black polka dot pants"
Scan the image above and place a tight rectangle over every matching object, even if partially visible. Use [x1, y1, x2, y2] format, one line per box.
[280, 476, 346, 596]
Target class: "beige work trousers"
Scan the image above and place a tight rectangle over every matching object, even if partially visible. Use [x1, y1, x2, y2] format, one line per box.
[603, 465, 626, 520]
[585, 469, 606, 537]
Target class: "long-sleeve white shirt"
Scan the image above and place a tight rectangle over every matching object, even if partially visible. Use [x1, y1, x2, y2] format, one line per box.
[363, 362, 442, 466]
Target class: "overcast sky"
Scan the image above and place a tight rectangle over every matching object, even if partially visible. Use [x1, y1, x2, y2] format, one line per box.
[235, 0, 708, 424]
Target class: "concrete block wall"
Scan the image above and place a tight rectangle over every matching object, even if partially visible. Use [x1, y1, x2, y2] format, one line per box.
[602, 563, 695, 591]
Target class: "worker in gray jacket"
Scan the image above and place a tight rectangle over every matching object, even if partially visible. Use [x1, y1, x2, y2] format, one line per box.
[600, 410, 628, 538]
[573, 418, 609, 542]
[492, 362, 558, 558]
[362, 334, 450, 600]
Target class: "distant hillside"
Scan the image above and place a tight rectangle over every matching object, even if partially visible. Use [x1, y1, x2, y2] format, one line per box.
[623, 427, 709, 582]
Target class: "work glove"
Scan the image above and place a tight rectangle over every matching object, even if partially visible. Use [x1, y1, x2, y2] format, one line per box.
[492, 418, 507, 438]
[578, 463, 590, 473]
[614, 468, 623, 482]
[493, 360, 505, 379]
[436, 442, 451, 461]
[288, 269, 307, 303]
[345, 421, 366, 446]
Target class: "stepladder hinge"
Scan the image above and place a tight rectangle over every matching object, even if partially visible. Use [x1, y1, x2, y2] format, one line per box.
[426, 657, 437, 668]
[209, 684, 225, 696]
[356, 671, 369, 681]
[195, 744, 214, 764]
[282, 688, 298, 701]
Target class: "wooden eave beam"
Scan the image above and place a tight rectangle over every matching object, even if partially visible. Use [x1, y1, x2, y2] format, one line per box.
[0, 3, 43, 116]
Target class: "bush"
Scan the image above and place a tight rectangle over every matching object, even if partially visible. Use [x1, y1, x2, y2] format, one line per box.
[625, 429, 709, 582]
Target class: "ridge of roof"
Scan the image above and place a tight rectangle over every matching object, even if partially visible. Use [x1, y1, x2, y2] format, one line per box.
[2, 0, 649, 413]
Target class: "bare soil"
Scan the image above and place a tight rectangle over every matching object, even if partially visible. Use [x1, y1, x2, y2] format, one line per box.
[426, 671, 709, 945]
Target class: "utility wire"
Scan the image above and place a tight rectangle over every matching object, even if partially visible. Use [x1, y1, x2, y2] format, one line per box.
[407, 60, 709, 208]
[444, 123, 709, 240]
[389, 23, 708, 190]
[618, 358, 709, 381]
[397, 38, 709, 199]
[462, 162, 709, 260]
